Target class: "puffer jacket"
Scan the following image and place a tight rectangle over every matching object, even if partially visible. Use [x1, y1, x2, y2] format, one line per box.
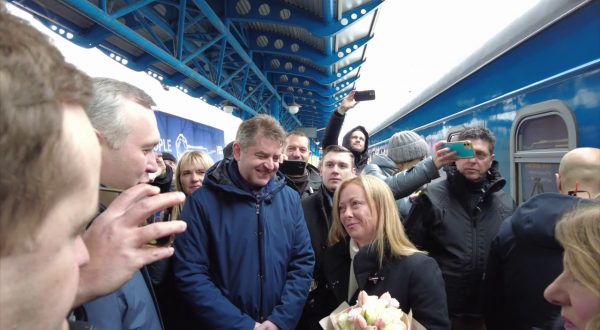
[362, 154, 396, 178]
[405, 161, 515, 317]
[484, 193, 595, 330]
[322, 110, 369, 171]
[173, 158, 315, 330]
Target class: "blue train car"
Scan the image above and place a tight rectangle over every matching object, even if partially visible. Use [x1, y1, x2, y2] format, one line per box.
[369, 0, 600, 204]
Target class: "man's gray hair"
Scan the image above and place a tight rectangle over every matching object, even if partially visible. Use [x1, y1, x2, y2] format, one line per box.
[87, 77, 156, 149]
[236, 114, 286, 149]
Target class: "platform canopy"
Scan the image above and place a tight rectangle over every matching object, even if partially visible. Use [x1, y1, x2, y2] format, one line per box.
[11, 0, 383, 136]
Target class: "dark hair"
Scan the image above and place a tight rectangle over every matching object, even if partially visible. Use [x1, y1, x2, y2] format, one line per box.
[319, 145, 355, 169]
[458, 127, 496, 153]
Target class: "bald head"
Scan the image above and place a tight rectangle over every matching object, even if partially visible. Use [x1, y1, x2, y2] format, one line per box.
[556, 147, 600, 199]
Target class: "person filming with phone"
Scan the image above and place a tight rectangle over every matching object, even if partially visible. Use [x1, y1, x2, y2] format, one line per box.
[322, 91, 372, 172]
[405, 127, 515, 330]
[362, 130, 458, 219]
[281, 131, 322, 197]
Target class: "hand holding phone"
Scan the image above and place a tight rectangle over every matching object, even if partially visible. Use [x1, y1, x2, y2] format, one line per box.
[279, 160, 306, 176]
[77, 185, 186, 305]
[441, 140, 475, 159]
[99, 187, 124, 207]
[353, 90, 376, 101]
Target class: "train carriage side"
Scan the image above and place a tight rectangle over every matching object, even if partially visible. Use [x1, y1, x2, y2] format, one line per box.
[369, 0, 600, 204]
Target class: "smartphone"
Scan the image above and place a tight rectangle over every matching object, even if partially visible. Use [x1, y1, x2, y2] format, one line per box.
[353, 90, 376, 101]
[441, 140, 475, 158]
[146, 207, 175, 247]
[99, 186, 123, 207]
[279, 160, 306, 176]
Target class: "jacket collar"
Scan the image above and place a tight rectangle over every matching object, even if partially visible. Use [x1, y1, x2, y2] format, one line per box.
[445, 160, 506, 198]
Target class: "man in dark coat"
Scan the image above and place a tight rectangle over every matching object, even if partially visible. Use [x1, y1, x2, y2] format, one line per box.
[322, 93, 370, 171]
[282, 131, 321, 197]
[406, 127, 515, 330]
[484, 147, 600, 330]
[297, 145, 357, 329]
[173, 115, 314, 330]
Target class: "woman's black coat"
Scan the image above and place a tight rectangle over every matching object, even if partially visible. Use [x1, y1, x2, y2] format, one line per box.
[323, 240, 451, 330]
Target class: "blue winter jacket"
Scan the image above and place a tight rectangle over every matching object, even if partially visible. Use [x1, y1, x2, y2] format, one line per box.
[83, 270, 161, 330]
[173, 158, 315, 330]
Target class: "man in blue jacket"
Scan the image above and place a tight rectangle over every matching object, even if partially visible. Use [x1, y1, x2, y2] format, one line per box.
[81, 78, 182, 330]
[174, 114, 315, 330]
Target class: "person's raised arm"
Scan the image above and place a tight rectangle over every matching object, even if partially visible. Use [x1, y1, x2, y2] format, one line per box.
[385, 141, 457, 199]
[322, 93, 358, 148]
[74, 184, 186, 306]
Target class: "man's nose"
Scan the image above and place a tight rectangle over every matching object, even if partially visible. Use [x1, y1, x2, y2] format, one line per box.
[264, 158, 276, 170]
[75, 236, 90, 267]
[147, 150, 158, 173]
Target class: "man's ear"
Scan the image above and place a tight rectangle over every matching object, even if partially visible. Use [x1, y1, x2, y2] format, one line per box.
[233, 142, 242, 161]
[555, 173, 562, 193]
[95, 129, 107, 146]
[351, 167, 357, 175]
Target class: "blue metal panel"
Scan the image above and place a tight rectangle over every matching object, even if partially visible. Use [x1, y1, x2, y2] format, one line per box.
[11, 0, 384, 131]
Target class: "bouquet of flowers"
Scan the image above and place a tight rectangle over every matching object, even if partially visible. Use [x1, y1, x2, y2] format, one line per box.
[330, 291, 409, 330]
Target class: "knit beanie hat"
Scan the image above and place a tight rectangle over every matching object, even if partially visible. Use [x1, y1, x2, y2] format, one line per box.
[387, 131, 429, 164]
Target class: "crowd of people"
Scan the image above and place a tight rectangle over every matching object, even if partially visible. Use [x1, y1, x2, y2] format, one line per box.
[1, 5, 599, 330]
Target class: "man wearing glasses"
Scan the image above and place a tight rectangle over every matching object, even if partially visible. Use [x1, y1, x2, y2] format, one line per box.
[405, 127, 516, 330]
[484, 147, 600, 330]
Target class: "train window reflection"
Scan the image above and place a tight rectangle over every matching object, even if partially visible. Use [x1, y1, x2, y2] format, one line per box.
[517, 114, 568, 151]
[517, 162, 559, 203]
[510, 100, 577, 204]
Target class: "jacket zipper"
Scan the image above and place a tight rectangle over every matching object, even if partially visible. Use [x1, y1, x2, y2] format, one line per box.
[256, 202, 265, 322]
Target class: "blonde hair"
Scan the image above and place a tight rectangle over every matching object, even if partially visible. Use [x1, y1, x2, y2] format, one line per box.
[172, 151, 214, 220]
[556, 203, 600, 330]
[175, 151, 215, 194]
[329, 175, 421, 267]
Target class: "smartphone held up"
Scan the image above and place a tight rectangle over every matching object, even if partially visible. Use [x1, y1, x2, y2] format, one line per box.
[353, 90, 376, 101]
[441, 140, 476, 159]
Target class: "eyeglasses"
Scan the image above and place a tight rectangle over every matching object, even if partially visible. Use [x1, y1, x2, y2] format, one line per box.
[567, 190, 591, 199]
[567, 182, 600, 200]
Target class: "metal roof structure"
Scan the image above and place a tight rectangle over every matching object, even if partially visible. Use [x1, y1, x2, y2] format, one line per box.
[10, 0, 383, 137]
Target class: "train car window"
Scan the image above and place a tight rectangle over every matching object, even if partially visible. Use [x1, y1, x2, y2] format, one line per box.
[447, 126, 467, 142]
[517, 115, 568, 150]
[510, 100, 577, 204]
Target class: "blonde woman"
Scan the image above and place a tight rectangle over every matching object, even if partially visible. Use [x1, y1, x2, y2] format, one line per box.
[544, 203, 600, 330]
[322, 175, 450, 329]
[172, 151, 214, 219]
